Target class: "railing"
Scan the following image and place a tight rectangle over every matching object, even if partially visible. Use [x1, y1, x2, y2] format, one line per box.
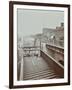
[45, 44, 64, 66]
[47, 40, 64, 47]
[22, 46, 40, 57]
[22, 46, 40, 51]
[46, 44, 64, 55]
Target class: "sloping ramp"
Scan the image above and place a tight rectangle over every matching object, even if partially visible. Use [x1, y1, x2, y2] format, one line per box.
[23, 56, 59, 80]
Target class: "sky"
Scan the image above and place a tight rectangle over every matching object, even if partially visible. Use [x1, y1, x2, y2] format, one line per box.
[17, 9, 64, 37]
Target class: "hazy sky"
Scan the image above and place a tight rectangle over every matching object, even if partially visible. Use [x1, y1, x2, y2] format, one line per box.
[17, 9, 64, 37]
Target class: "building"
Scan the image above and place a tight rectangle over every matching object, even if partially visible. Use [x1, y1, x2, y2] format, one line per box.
[42, 23, 64, 47]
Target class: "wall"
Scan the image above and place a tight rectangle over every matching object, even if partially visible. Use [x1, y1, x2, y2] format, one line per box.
[0, 0, 72, 90]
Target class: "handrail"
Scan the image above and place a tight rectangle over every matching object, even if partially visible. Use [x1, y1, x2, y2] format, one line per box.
[41, 50, 64, 69]
[22, 46, 40, 48]
[46, 46, 64, 55]
[46, 43, 64, 50]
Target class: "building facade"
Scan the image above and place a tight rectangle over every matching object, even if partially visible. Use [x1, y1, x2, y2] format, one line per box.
[42, 23, 64, 47]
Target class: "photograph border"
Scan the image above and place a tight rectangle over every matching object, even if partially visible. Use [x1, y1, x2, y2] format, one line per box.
[9, 1, 70, 89]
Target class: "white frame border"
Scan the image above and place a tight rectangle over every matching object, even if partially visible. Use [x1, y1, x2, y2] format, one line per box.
[13, 4, 68, 86]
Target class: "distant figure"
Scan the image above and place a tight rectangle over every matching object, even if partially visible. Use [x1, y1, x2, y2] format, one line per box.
[51, 35, 56, 45]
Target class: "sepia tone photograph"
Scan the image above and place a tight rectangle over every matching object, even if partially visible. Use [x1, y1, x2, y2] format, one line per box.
[9, 1, 70, 88]
[17, 8, 64, 81]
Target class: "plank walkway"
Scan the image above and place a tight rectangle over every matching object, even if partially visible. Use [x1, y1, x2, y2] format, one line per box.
[23, 56, 59, 80]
